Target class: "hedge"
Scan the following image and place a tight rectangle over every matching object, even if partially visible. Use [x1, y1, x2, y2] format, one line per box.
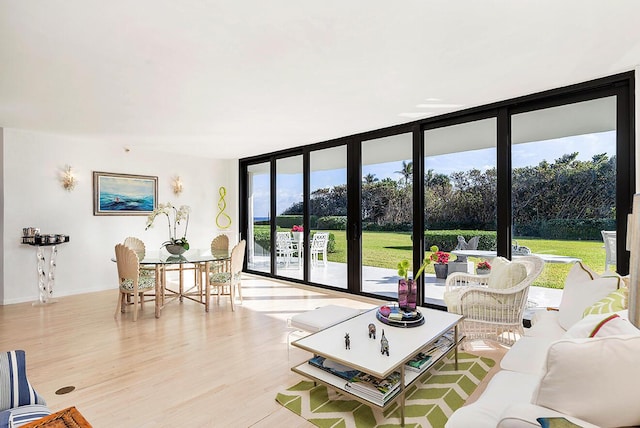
[424, 230, 496, 252]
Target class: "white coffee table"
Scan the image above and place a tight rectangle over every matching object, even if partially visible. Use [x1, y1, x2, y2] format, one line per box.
[291, 307, 463, 426]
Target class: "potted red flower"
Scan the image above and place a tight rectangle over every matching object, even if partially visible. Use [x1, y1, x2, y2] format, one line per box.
[476, 260, 491, 275]
[429, 246, 450, 279]
[291, 225, 303, 241]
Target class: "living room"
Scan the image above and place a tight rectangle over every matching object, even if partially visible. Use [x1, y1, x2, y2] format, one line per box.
[2, 1, 640, 427]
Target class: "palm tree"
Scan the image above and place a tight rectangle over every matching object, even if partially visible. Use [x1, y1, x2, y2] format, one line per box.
[362, 173, 379, 184]
[395, 160, 413, 187]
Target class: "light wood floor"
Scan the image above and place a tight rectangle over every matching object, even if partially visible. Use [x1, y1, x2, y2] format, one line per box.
[0, 275, 505, 427]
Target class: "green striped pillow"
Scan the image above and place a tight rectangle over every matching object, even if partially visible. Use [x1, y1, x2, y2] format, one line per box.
[583, 287, 628, 317]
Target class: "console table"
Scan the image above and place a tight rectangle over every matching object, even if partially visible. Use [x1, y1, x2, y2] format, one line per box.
[22, 236, 70, 305]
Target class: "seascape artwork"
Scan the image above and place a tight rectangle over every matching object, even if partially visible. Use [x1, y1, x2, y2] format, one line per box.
[93, 172, 157, 215]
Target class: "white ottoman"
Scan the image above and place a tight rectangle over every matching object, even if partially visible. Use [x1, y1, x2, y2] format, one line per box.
[287, 305, 363, 355]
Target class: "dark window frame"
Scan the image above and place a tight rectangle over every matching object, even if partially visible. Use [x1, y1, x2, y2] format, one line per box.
[239, 71, 635, 299]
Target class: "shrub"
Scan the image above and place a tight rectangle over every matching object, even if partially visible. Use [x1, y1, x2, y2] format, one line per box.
[317, 216, 347, 230]
[424, 230, 496, 252]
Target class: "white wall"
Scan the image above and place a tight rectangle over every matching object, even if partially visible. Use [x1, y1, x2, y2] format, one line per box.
[1, 128, 238, 304]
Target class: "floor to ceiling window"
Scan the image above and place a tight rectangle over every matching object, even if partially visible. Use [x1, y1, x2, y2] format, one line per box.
[423, 118, 497, 300]
[511, 96, 617, 287]
[240, 73, 633, 304]
[246, 162, 271, 273]
[309, 145, 348, 288]
[361, 133, 413, 299]
[275, 155, 304, 279]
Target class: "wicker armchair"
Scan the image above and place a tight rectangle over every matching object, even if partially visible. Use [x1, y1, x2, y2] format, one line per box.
[444, 255, 544, 346]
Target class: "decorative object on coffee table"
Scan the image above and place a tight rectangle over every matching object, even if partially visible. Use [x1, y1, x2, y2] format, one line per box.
[376, 305, 425, 328]
[368, 323, 376, 339]
[396, 252, 430, 310]
[344, 333, 350, 349]
[380, 329, 389, 356]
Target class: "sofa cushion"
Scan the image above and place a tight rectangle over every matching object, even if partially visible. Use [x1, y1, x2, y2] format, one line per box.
[532, 335, 640, 428]
[525, 310, 565, 340]
[557, 262, 621, 330]
[446, 370, 540, 428]
[582, 287, 628, 317]
[487, 257, 527, 290]
[499, 336, 557, 376]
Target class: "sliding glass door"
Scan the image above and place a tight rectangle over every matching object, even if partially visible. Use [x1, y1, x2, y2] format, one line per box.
[309, 146, 348, 288]
[246, 162, 271, 273]
[511, 96, 617, 283]
[361, 133, 413, 299]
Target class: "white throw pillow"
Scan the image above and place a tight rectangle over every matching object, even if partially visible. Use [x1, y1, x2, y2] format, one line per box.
[532, 335, 640, 428]
[562, 312, 640, 339]
[487, 257, 527, 290]
[557, 262, 621, 330]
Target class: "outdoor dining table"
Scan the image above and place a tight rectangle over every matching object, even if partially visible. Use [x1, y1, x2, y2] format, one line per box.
[114, 249, 231, 318]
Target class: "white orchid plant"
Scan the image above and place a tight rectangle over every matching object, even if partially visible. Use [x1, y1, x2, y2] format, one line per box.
[145, 202, 191, 250]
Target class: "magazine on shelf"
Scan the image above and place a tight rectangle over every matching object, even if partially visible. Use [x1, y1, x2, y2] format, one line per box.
[307, 356, 362, 381]
[346, 370, 402, 400]
[405, 331, 455, 373]
[344, 382, 400, 406]
[405, 352, 432, 372]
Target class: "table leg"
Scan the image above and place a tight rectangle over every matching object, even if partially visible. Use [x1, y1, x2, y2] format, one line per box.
[454, 325, 459, 371]
[400, 364, 405, 427]
[154, 265, 163, 318]
[179, 264, 184, 302]
[33, 245, 58, 306]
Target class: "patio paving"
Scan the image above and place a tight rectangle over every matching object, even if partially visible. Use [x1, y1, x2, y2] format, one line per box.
[247, 258, 562, 321]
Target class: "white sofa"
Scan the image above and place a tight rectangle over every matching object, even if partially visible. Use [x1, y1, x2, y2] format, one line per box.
[446, 262, 640, 428]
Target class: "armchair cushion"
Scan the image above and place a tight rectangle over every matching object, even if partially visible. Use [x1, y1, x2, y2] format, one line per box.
[0, 404, 51, 428]
[487, 257, 527, 290]
[532, 335, 640, 428]
[0, 350, 46, 412]
[557, 262, 621, 330]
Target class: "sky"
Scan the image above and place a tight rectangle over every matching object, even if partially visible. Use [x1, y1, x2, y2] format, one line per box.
[251, 131, 616, 218]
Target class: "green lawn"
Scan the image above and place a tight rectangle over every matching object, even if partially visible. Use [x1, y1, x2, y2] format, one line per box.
[325, 231, 608, 289]
[266, 227, 608, 289]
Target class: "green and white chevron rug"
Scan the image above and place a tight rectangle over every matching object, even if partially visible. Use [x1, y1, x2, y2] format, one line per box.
[276, 352, 495, 428]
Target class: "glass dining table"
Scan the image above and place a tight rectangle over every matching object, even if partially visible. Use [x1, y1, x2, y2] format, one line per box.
[123, 249, 231, 317]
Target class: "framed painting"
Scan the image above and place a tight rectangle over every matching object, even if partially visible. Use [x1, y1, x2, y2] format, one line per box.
[93, 171, 158, 216]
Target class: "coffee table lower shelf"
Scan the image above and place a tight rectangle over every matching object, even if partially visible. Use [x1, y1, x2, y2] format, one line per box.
[291, 339, 461, 413]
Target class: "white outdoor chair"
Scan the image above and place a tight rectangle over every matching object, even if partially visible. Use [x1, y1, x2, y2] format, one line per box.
[443, 255, 544, 346]
[310, 232, 329, 267]
[276, 231, 296, 267]
[601, 230, 617, 272]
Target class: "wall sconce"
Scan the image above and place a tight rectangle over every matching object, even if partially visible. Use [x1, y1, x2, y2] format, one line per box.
[60, 165, 77, 191]
[172, 176, 183, 196]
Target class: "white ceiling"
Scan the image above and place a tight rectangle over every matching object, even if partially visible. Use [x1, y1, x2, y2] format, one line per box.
[1, 0, 640, 159]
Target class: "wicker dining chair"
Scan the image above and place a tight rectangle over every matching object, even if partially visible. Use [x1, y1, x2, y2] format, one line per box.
[114, 243, 156, 321]
[207, 240, 246, 312]
[443, 255, 545, 346]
